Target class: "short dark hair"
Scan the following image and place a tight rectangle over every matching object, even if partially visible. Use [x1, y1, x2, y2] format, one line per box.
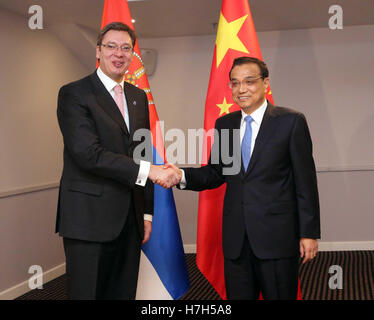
[229, 56, 269, 79]
[97, 22, 136, 48]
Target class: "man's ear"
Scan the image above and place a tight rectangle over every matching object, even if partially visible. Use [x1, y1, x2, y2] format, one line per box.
[263, 77, 269, 92]
[96, 45, 101, 61]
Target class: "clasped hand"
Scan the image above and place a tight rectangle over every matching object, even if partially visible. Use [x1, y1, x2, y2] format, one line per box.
[149, 163, 182, 189]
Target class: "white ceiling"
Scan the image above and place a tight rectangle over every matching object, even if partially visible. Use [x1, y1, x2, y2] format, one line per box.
[1, 0, 374, 38]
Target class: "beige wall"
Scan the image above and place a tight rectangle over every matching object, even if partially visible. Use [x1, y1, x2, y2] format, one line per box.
[0, 189, 61, 291]
[0, 9, 89, 293]
[1, 6, 373, 296]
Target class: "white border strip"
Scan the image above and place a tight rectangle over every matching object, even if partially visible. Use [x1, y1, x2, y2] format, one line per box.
[184, 244, 197, 254]
[318, 241, 374, 251]
[183, 241, 374, 254]
[0, 263, 65, 300]
[2, 242, 374, 300]
[1, 165, 374, 198]
[317, 165, 374, 173]
[0, 182, 59, 199]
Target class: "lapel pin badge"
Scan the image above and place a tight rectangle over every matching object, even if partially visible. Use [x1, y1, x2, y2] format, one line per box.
[133, 101, 137, 106]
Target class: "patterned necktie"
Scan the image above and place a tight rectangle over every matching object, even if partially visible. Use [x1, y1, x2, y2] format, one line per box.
[241, 115, 254, 172]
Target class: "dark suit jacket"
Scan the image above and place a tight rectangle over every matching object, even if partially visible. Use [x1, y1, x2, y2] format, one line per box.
[56, 71, 154, 243]
[183, 102, 320, 260]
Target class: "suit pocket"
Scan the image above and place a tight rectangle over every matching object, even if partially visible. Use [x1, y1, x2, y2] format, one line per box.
[68, 180, 103, 196]
[267, 201, 296, 215]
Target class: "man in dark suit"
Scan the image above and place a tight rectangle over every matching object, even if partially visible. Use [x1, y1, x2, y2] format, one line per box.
[56, 22, 176, 300]
[163, 57, 320, 299]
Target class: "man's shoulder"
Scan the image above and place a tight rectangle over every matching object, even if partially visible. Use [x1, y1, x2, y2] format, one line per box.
[271, 105, 305, 120]
[59, 73, 94, 94]
[216, 110, 241, 125]
[124, 81, 146, 97]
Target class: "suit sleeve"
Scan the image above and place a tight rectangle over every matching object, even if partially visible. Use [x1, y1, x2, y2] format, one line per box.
[141, 90, 154, 215]
[57, 84, 140, 188]
[182, 120, 225, 191]
[289, 113, 321, 239]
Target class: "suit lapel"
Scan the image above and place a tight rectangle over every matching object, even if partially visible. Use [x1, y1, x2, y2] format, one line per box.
[230, 112, 242, 173]
[124, 82, 137, 137]
[244, 103, 278, 178]
[89, 72, 130, 136]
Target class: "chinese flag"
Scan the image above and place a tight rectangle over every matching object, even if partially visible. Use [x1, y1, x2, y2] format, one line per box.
[197, 0, 302, 300]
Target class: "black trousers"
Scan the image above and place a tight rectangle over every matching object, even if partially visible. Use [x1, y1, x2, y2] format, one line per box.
[224, 234, 299, 300]
[63, 207, 141, 300]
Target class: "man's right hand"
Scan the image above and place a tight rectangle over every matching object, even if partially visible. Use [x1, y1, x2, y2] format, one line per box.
[148, 164, 182, 189]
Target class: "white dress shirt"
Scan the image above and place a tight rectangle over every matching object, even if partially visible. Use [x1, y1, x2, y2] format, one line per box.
[97, 67, 130, 130]
[240, 99, 267, 157]
[97, 68, 152, 221]
[180, 99, 268, 188]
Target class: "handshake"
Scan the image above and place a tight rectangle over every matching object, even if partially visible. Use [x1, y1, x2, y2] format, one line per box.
[148, 163, 182, 189]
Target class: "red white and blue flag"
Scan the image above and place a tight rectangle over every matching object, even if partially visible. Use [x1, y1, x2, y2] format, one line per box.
[99, 0, 189, 300]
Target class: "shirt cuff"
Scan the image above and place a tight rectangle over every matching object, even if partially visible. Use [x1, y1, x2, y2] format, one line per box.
[144, 214, 153, 222]
[179, 169, 186, 189]
[136, 160, 151, 186]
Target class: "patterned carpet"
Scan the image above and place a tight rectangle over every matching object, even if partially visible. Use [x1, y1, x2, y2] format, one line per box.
[16, 251, 374, 300]
[299, 251, 374, 300]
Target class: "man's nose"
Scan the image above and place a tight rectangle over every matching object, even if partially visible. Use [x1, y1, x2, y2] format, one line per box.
[238, 82, 247, 92]
[114, 48, 124, 57]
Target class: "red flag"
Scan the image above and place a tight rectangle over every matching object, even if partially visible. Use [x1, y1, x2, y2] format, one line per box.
[197, 0, 302, 300]
[99, 0, 164, 158]
[98, 0, 189, 299]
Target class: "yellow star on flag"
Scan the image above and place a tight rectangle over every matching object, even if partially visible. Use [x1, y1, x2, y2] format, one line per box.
[215, 13, 249, 68]
[217, 97, 233, 116]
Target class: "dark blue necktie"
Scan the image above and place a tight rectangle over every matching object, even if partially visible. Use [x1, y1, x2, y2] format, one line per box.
[241, 115, 253, 171]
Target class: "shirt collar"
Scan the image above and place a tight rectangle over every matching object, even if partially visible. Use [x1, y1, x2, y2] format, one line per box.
[96, 67, 124, 92]
[241, 99, 268, 125]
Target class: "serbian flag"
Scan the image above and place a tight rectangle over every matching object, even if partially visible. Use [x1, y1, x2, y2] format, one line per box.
[197, 0, 302, 300]
[99, 0, 189, 299]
